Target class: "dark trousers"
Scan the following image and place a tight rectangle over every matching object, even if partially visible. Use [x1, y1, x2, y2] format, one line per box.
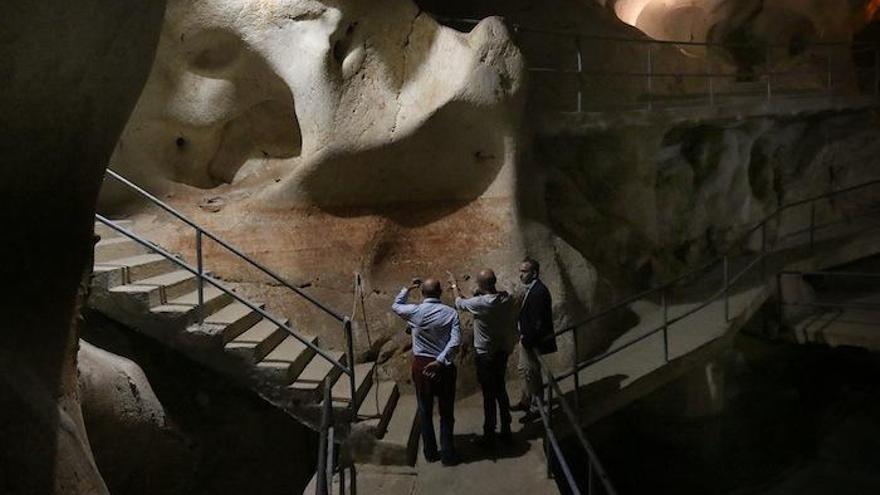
[412, 356, 457, 459]
[475, 351, 512, 436]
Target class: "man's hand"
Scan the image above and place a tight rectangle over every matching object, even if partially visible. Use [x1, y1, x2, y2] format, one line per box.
[422, 360, 443, 379]
[446, 271, 461, 298]
[409, 278, 423, 290]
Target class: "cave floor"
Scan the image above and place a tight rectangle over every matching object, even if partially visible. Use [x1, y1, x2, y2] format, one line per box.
[352, 387, 557, 495]
[411, 389, 558, 495]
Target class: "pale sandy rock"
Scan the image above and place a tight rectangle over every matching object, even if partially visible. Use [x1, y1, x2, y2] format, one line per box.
[102, 0, 549, 385]
[78, 341, 193, 495]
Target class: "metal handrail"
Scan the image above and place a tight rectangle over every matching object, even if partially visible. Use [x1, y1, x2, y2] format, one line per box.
[435, 16, 868, 49]
[434, 15, 880, 114]
[105, 169, 346, 323]
[540, 177, 880, 418]
[103, 169, 362, 421]
[95, 214, 350, 374]
[531, 349, 618, 495]
[558, 177, 880, 336]
[535, 395, 582, 495]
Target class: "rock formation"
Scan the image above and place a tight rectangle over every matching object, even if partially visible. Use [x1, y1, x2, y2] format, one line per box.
[78, 342, 193, 494]
[101, 0, 554, 385]
[95, 0, 880, 390]
[0, 1, 165, 493]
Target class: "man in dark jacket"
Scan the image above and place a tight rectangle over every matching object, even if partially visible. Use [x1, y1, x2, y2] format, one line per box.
[512, 257, 557, 422]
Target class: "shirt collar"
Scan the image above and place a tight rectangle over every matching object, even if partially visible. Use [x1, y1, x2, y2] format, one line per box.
[423, 298, 442, 303]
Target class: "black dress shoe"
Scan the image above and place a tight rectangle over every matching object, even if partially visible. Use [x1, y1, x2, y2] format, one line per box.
[441, 454, 460, 466]
[424, 451, 440, 463]
[475, 433, 496, 450]
[510, 402, 530, 412]
[498, 429, 513, 444]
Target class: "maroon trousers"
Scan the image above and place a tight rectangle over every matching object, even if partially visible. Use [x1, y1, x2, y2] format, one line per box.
[411, 356, 457, 459]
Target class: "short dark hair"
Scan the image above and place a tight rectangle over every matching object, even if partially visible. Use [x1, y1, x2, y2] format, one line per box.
[522, 257, 540, 275]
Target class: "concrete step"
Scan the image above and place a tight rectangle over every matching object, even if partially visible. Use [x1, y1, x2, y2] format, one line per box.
[224, 318, 289, 363]
[150, 286, 231, 318]
[358, 379, 400, 436]
[203, 301, 263, 344]
[94, 220, 133, 240]
[288, 351, 346, 398]
[257, 334, 320, 383]
[379, 393, 420, 466]
[330, 362, 375, 410]
[109, 270, 196, 307]
[94, 253, 175, 288]
[94, 237, 149, 263]
[92, 264, 126, 290]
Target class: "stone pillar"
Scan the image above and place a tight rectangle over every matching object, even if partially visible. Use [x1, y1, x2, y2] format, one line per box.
[0, 2, 165, 493]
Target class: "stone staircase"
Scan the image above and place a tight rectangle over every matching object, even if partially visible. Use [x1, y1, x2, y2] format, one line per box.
[88, 220, 421, 467]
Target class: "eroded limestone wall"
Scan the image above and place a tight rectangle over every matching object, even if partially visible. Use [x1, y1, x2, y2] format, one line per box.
[96, 0, 880, 394]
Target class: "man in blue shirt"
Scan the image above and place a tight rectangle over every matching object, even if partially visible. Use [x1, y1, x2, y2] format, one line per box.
[392, 277, 461, 465]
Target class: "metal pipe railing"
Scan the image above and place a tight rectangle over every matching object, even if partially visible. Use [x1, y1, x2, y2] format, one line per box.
[558, 178, 880, 336]
[542, 177, 880, 413]
[102, 169, 362, 423]
[105, 169, 346, 323]
[95, 214, 350, 375]
[535, 395, 582, 495]
[433, 15, 880, 114]
[436, 16, 864, 49]
[531, 349, 618, 495]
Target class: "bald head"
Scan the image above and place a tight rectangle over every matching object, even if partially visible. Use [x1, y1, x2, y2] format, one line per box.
[477, 269, 497, 293]
[421, 278, 442, 298]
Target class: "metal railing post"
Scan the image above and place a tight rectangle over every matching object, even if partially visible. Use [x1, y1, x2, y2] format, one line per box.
[588, 462, 594, 495]
[344, 317, 357, 421]
[723, 255, 730, 322]
[827, 45, 834, 93]
[535, 395, 582, 495]
[326, 425, 335, 495]
[575, 37, 584, 113]
[662, 288, 670, 362]
[874, 44, 879, 98]
[572, 326, 581, 413]
[707, 48, 715, 106]
[316, 382, 332, 495]
[809, 200, 817, 252]
[766, 44, 772, 102]
[761, 221, 768, 281]
[776, 272, 784, 336]
[196, 229, 204, 325]
[534, 352, 617, 495]
[544, 366, 554, 479]
[646, 43, 654, 110]
[349, 463, 357, 495]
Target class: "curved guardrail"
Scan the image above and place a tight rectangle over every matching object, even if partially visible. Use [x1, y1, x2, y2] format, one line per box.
[524, 179, 880, 494]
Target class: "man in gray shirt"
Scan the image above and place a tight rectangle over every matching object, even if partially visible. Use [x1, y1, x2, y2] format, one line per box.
[450, 269, 516, 447]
